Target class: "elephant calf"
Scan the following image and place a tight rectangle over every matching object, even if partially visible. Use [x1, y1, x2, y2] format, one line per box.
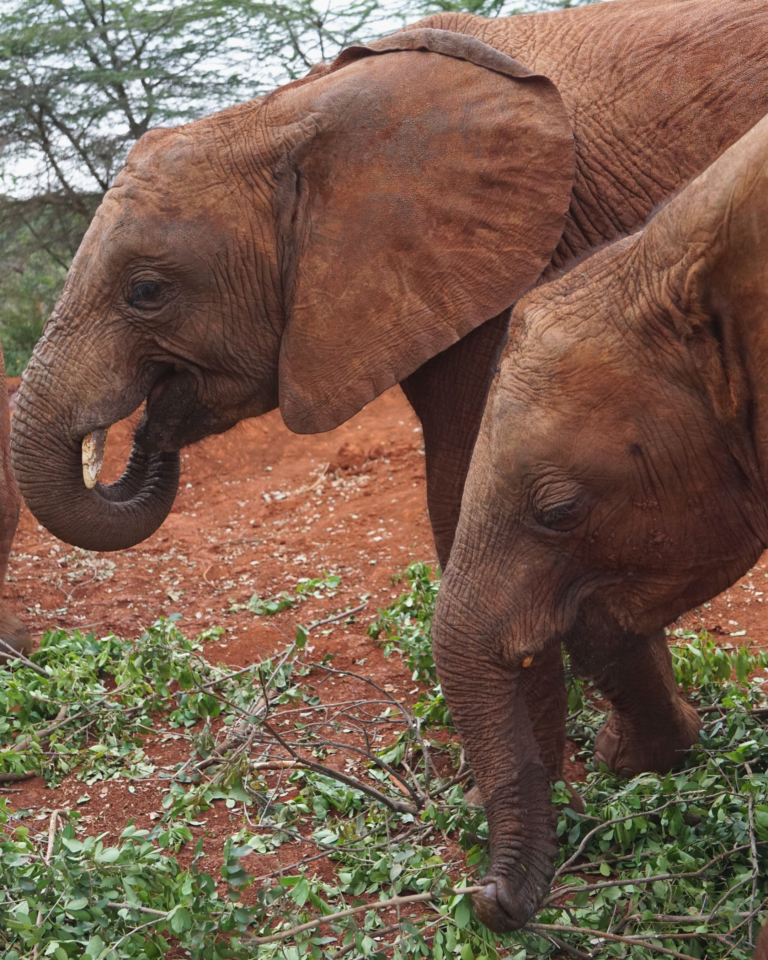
[434, 112, 768, 931]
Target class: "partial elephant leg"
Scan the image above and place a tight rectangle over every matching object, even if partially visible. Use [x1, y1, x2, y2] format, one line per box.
[755, 919, 768, 960]
[565, 621, 700, 777]
[400, 310, 510, 568]
[0, 351, 31, 662]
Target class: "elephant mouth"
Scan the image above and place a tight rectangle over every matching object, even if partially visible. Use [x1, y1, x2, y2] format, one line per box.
[146, 364, 177, 412]
[136, 362, 227, 455]
[79, 364, 181, 489]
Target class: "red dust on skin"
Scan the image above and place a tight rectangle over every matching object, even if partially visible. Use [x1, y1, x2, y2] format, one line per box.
[3, 382, 767, 893]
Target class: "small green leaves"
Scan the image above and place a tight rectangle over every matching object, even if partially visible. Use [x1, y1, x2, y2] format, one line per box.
[2, 571, 767, 960]
[453, 895, 471, 929]
[246, 573, 342, 617]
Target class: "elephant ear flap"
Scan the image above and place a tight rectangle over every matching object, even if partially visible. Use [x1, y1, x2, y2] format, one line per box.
[278, 29, 575, 433]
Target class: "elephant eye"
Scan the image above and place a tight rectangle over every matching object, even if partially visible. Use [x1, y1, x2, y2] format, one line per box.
[538, 500, 584, 531]
[128, 280, 162, 308]
[532, 482, 588, 532]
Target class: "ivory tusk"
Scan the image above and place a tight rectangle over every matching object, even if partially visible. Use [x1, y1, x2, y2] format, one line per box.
[82, 428, 109, 490]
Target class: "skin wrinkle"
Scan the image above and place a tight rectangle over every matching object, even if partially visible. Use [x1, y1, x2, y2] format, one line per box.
[14, 1, 768, 928]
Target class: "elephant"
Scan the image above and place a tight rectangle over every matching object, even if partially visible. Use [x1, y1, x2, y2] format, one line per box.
[433, 111, 768, 932]
[0, 359, 31, 662]
[10, 0, 768, 574]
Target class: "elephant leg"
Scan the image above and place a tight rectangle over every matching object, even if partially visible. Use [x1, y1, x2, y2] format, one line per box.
[566, 623, 700, 777]
[0, 352, 30, 663]
[400, 309, 510, 569]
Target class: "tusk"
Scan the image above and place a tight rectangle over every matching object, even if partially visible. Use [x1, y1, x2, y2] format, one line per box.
[82, 428, 109, 489]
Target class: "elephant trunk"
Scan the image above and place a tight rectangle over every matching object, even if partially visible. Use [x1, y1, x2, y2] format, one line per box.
[433, 573, 558, 933]
[11, 357, 180, 552]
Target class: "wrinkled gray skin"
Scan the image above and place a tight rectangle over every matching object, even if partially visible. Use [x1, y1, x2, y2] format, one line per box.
[435, 112, 768, 931]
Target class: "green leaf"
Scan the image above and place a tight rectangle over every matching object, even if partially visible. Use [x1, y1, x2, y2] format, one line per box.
[453, 897, 471, 929]
[291, 877, 310, 907]
[83, 935, 104, 959]
[169, 906, 192, 934]
[95, 846, 120, 863]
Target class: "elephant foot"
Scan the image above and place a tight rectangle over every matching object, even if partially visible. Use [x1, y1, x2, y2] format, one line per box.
[594, 698, 701, 777]
[0, 606, 32, 664]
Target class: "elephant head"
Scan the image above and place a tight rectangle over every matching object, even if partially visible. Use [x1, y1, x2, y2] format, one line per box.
[10, 28, 574, 551]
[434, 112, 768, 931]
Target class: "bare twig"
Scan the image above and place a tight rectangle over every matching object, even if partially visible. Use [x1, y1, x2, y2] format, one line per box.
[249, 886, 483, 946]
[527, 922, 694, 959]
[44, 809, 61, 864]
[32, 810, 63, 959]
[0, 770, 38, 783]
[53, 573, 98, 602]
[106, 902, 168, 917]
[0, 638, 48, 677]
[306, 602, 367, 633]
[260, 718, 419, 815]
[541, 932, 593, 960]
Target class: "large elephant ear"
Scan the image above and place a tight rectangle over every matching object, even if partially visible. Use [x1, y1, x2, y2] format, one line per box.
[276, 28, 575, 433]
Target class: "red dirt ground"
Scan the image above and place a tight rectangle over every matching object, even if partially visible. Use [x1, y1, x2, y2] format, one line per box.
[3, 379, 768, 934]
[3, 384, 441, 883]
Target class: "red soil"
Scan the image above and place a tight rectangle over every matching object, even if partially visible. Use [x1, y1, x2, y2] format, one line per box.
[3, 380, 767, 920]
[4, 385, 439, 880]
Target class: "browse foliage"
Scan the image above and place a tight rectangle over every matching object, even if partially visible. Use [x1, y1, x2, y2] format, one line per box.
[1, 566, 767, 957]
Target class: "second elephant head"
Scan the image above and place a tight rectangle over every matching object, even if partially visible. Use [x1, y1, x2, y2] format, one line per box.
[434, 110, 768, 931]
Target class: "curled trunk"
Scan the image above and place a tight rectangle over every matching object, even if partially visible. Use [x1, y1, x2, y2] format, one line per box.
[11, 375, 179, 552]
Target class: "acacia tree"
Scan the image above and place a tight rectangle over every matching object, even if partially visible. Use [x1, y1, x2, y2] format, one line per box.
[0, 0, 390, 255]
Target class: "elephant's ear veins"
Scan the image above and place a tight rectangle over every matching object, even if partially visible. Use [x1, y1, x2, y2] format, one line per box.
[277, 28, 574, 434]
